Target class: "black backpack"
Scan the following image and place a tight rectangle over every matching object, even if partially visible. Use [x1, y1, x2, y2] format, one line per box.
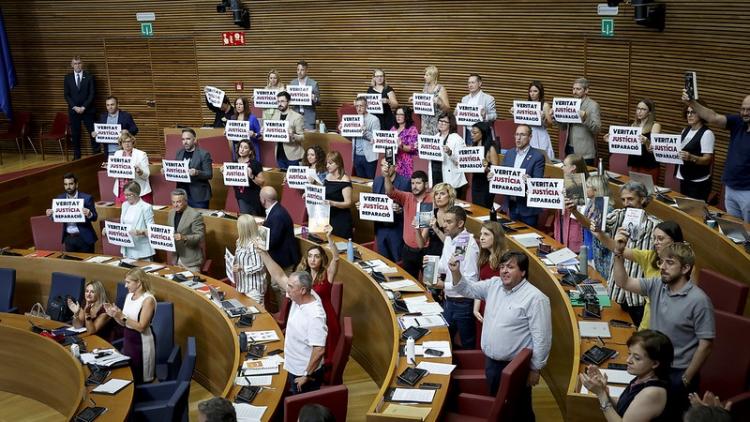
[48, 295, 73, 322]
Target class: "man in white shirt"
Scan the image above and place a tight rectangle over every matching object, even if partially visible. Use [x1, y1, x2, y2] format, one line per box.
[288, 60, 320, 130]
[460, 73, 497, 143]
[450, 251, 552, 422]
[283, 271, 327, 394]
[430, 205, 480, 349]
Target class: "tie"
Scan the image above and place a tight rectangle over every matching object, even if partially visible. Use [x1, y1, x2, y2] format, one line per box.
[76, 73, 80, 88]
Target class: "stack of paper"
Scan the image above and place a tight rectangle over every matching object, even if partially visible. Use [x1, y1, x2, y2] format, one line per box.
[405, 301, 444, 315]
[399, 315, 448, 329]
[235, 375, 273, 386]
[390, 388, 435, 403]
[80, 349, 131, 368]
[382, 404, 431, 420]
[599, 369, 636, 384]
[233, 403, 266, 422]
[511, 233, 542, 248]
[91, 379, 132, 394]
[416, 361, 456, 375]
[382, 280, 421, 292]
[85, 256, 112, 264]
[578, 321, 612, 338]
[246, 330, 280, 343]
[546, 248, 578, 266]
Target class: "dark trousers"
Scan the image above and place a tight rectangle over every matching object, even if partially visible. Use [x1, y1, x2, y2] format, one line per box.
[564, 143, 594, 166]
[376, 228, 404, 263]
[354, 154, 377, 179]
[69, 111, 97, 159]
[401, 245, 424, 280]
[509, 207, 539, 228]
[486, 357, 535, 422]
[287, 366, 325, 395]
[471, 186, 495, 209]
[277, 157, 300, 170]
[444, 298, 476, 350]
[680, 178, 712, 202]
[669, 368, 700, 417]
[63, 234, 95, 253]
[188, 198, 209, 209]
[621, 303, 645, 328]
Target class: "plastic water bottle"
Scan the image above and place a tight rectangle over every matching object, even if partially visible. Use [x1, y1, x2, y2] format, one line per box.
[598, 158, 604, 175]
[71, 343, 80, 359]
[406, 336, 416, 365]
[347, 238, 354, 261]
[319, 120, 327, 133]
[578, 245, 589, 276]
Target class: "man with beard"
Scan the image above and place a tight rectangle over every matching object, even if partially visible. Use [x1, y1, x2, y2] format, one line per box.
[269, 91, 304, 169]
[612, 232, 714, 414]
[174, 128, 213, 209]
[46, 172, 98, 252]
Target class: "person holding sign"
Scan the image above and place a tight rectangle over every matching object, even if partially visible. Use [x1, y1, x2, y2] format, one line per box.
[118, 182, 155, 260]
[567, 175, 614, 279]
[175, 128, 213, 209]
[348, 97, 381, 179]
[46, 172, 98, 252]
[385, 169, 432, 279]
[322, 151, 354, 239]
[205, 93, 234, 129]
[232, 215, 267, 303]
[367, 68, 399, 131]
[555, 78, 601, 165]
[418, 65, 451, 136]
[468, 122, 500, 208]
[263, 69, 286, 121]
[93, 96, 139, 156]
[500, 124, 545, 226]
[553, 154, 588, 253]
[289, 60, 320, 130]
[391, 106, 419, 179]
[460, 73, 497, 143]
[225, 139, 265, 216]
[167, 188, 205, 272]
[229, 97, 262, 161]
[112, 130, 151, 205]
[525, 81, 554, 159]
[432, 112, 468, 197]
[270, 91, 305, 169]
[674, 101, 715, 201]
[614, 99, 662, 181]
[63, 56, 97, 159]
[302, 145, 328, 182]
[368, 158, 410, 262]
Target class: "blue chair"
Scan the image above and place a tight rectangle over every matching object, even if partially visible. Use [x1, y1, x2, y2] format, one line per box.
[0, 268, 17, 313]
[173, 337, 197, 383]
[48, 272, 85, 308]
[132, 380, 190, 422]
[115, 282, 128, 309]
[152, 302, 181, 381]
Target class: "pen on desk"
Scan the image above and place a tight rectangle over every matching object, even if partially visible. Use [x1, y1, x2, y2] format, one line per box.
[244, 376, 251, 386]
[597, 336, 605, 346]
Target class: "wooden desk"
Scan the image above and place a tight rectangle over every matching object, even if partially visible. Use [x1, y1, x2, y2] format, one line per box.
[0, 313, 134, 422]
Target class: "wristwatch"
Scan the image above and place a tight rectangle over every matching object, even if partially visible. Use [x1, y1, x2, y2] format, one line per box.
[121, 315, 128, 324]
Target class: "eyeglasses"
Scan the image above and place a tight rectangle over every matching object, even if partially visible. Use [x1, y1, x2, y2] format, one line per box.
[438, 120, 450, 124]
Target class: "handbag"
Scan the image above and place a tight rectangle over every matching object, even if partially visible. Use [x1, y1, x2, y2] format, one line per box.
[24, 302, 50, 320]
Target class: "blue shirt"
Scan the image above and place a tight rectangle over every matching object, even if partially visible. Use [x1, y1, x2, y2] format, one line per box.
[723, 114, 750, 189]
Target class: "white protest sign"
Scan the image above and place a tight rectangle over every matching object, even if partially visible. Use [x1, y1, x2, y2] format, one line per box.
[552, 98, 582, 123]
[527, 178, 565, 210]
[307, 203, 330, 233]
[513, 101, 543, 126]
[224, 248, 235, 285]
[305, 184, 325, 206]
[340, 114, 364, 138]
[418, 135, 443, 162]
[412, 93, 435, 116]
[456, 146, 484, 173]
[162, 160, 191, 183]
[286, 166, 311, 190]
[373, 130, 398, 154]
[262, 120, 289, 143]
[358, 93, 383, 114]
[489, 166, 526, 197]
[608, 126, 642, 156]
[359, 193, 394, 223]
[651, 134, 684, 165]
[288, 85, 313, 106]
[107, 156, 134, 179]
[455, 103, 482, 126]
[148, 223, 176, 252]
[105, 221, 134, 247]
[52, 198, 85, 223]
[223, 162, 249, 187]
[204, 86, 225, 108]
[225, 120, 250, 142]
[253, 89, 279, 109]
[94, 123, 121, 144]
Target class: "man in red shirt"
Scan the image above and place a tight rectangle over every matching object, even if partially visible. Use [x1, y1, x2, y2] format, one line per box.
[385, 169, 432, 278]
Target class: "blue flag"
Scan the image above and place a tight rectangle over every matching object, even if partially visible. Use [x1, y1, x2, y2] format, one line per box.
[0, 8, 17, 120]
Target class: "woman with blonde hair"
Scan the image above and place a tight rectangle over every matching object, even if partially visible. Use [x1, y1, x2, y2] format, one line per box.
[368, 68, 399, 131]
[418, 65, 451, 135]
[68, 280, 115, 340]
[323, 151, 353, 239]
[112, 130, 151, 205]
[416, 182, 455, 256]
[232, 214, 266, 303]
[117, 181, 155, 260]
[263, 69, 286, 121]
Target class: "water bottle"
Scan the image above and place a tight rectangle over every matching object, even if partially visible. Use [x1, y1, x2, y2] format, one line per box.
[319, 120, 327, 134]
[71, 343, 80, 359]
[347, 238, 354, 261]
[406, 336, 416, 365]
[598, 158, 604, 175]
[578, 245, 589, 276]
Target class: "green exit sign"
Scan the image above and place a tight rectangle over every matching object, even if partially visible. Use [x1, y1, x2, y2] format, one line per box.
[141, 22, 153, 37]
[601, 18, 614, 37]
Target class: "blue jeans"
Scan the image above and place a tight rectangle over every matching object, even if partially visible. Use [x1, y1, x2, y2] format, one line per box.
[443, 298, 476, 350]
[354, 154, 376, 179]
[277, 158, 299, 170]
[486, 357, 535, 421]
[725, 186, 750, 223]
[188, 199, 209, 209]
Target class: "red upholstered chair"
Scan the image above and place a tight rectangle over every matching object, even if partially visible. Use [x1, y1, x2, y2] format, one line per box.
[197, 135, 233, 164]
[283, 385, 348, 422]
[608, 153, 628, 175]
[444, 348, 533, 421]
[164, 132, 182, 160]
[166, 240, 212, 274]
[100, 220, 122, 257]
[30, 215, 62, 251]
[729, 391, 750, 421]
[699, 268, 749, 315]
[699, 311, 750, 399]
[281, 184, 307, 225]
[557, 127, 568, 158]
[149, 173, 176, 206]
[493, 119, 517, 151]
[251, 107, 263, 121]
[0, 111, 34, 163]
[413, 156, 429, 176]
[336, 103, 356, 130]
[98, 170, 116, 203]
[259, 140, 277, 168]
[662, 164, 681, 193]
[328, 141, 353, 176]
[413, 113, 422, 132]
[327, 316, 353, 386]
[224, 190, 240, 213]
[273, 296, 292, 331]
[39, 112, 70, 160]
[475, 301, 485, 349]
[451, 349, 490, 396]
[330, 281, 343, 325]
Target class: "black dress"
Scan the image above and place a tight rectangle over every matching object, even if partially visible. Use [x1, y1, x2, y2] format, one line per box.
[627, 131, 659, 169]
[325, 179, 353, 239]
[368, 85, 395, 131]
[615, 378, 670, 421]
[233, 159, 264, 216]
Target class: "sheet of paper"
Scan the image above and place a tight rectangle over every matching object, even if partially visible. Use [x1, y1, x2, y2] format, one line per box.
[416, 361, 456, 375]
[581, 385, 625, 398]
[382, 403, 431, 420]
[511, 233, 542, 248]
[246, 330, 280, 343]
[600, 369, 636, 385]
[546, 248, 578, 265]
[381, 280, 417, 290]
[235, 375, 273, 386]
[233, 403, 267, 422]
[578, 321, 612, 338]
[402, 295, 429, 304]
[406, 301, 444, 315]
[391, 388, 435, 403]
[85, 256, 112, 263]
[91, 378, 132, 394]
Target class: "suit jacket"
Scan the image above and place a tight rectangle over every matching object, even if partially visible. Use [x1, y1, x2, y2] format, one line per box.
[167, 206, 205, 269]
[176, 147, 213, 203]
[120, 198, 155, 259]
[97, 110, 138, 135]
[56, 191, 98, 245]
[501, 147, 546, 217]
[64, 71, 96, 114]
[563, 96, 601, 160]
[269, 109, 305, 161]
[113, 148, 151, 196]
[263, 202, 300, 269]
[288, 77, 320, 130]
[351, 113, 381, 162]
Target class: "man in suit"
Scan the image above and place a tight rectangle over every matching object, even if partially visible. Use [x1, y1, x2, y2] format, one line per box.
[270, 91, 305, 169]
[501, 124, 546, 227]
[460, 73, 497, 143]
[556, 77, 601, 165]
[45, 172, 98, 252]
[288, 60, 320, 130]
[347, 96, 380, 178]
[92, 96, 139, 155]
[260, 186, 301, 308]
[167, 188, 205, 272]
[63, 56, 97, 159]
[175, 128, 213, 209]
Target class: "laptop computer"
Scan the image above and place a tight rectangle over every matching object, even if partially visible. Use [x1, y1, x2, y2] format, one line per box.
[628, 171, 671, 195]
[716, 217, 750, 244]
[208, 285, 244, 312]
[674, 197, 708, 219]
